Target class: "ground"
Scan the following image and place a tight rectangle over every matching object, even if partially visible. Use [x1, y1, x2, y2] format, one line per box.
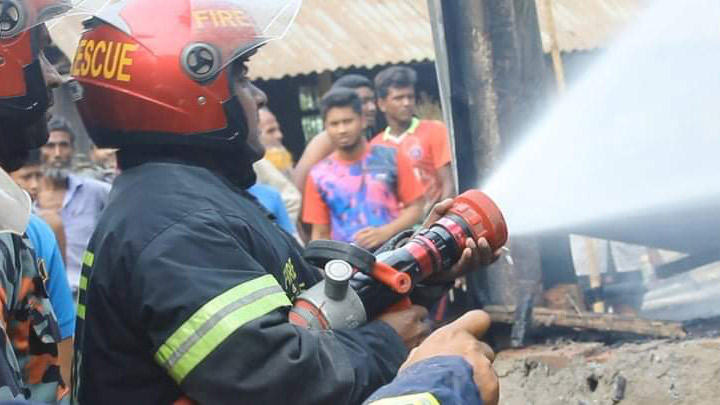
[495, 338, 720, 404]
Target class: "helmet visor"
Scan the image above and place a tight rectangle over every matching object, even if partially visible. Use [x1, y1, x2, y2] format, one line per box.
[191, 0, 301, 68]
[92, 0, 301, 82]
[0, 0, 106, 38]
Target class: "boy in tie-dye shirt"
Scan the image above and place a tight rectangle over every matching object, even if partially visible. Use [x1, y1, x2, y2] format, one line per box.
[303, 89, 425, 250]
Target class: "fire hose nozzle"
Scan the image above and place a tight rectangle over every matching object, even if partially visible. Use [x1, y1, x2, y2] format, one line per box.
[448, 190, 508, 252]
[292, 190, 508, 329]
[358, 190, 508, 319]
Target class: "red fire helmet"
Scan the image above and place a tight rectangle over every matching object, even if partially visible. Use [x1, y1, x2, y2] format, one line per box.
[0, 0, 83, 126]
[73, 0, 301, 151]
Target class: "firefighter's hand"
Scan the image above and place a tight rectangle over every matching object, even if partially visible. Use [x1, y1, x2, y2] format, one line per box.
[354, 227, 392, 250]
[401, 310, 499, 405]
[421, 199, 500, 283]
[378, 305, 431, 350]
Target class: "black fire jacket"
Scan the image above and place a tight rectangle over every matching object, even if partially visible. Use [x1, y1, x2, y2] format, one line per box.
[72, 162, 407, 404]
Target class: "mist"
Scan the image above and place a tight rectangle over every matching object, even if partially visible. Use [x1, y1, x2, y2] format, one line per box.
[483, 0, 720, 238]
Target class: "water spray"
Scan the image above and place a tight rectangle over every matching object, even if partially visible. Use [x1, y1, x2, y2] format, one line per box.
[484, 0, 720, 244]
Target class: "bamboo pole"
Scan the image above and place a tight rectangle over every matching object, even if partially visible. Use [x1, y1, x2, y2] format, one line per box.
[543, 0, 567, 93]
[543, 0, 605, 311]
[584, 238, 606, 313]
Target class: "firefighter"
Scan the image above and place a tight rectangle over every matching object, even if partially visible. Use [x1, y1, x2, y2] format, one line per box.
[0, 0, 89, 400]
[71, 0, 497, 403]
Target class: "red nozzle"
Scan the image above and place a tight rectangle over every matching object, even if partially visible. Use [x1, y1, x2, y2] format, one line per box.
[448, 190, 508, 252]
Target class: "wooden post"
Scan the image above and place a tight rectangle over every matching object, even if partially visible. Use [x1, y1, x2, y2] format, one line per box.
[583, 237, 606, 313]
[430, 0, 500, 190]
[429, 0, 552, 308]
[539, 0, 587, 307]
[543, 0, 567, 93]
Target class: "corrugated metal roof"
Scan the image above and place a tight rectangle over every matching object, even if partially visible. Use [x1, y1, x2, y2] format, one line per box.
[248, 0, 435, 80]
[50, 1, 645, 80]
[535, 0, 646, 53]
[250, 0, 647, 80]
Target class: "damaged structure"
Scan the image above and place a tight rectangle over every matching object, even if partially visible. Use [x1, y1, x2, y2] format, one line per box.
[428, 1, 720, 402]
[428, 0, 720, 328]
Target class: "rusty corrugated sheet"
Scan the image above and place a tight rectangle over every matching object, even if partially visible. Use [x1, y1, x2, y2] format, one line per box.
[250, 0, 648, 79]
[248, 0, 435, 80]
[535, 0, 646, 53]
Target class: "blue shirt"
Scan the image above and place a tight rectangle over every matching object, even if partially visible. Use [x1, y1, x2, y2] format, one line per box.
[26, 215, 76, 339]
[247, 184, 296, 235]
[364, 356, 483, 405]
[62, 174, 111, 290]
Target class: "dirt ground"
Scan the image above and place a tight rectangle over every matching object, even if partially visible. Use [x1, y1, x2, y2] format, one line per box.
[494, 338, 720, 404]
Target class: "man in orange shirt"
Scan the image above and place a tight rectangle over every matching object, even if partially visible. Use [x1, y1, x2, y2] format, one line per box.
[371, 66, 455, 211]
[303, 89, 424, 250]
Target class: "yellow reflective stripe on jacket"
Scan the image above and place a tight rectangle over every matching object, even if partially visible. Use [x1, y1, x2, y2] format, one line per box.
[368, 392, 440, 405]
[82, 251, 95, 267]
[78, 252, 92, 320]
[79, 275, 88, 290]
[154, 274, 291, 384]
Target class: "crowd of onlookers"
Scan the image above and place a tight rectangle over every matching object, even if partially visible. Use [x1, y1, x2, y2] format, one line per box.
[257, 65, 455, 250]
[8, 116, 117, 379]
[8, 65, 455, 311]
[11, 118, 114, 294]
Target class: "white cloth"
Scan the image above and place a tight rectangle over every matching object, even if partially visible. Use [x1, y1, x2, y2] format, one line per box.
[0, 168, 31, 235]
[569, 234, 685, 277]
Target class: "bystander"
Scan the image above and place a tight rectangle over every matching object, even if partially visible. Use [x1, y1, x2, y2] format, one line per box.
[37, 118, 110, 294]
[75, 144, 118, 183]
[9, 148, 66, 258]
[371, 66, 455, 211]
[302, 89, 424, 250]
[258, 107, 294, 177]
[9, 148, 75, 394]
[292, 74, 378, 192]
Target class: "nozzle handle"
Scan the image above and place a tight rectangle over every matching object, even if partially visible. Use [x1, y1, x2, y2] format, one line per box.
[371, 262, 412, 294]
